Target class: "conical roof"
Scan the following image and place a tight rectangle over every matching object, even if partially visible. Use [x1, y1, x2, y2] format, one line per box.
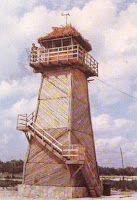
[38, 25, 92, 52]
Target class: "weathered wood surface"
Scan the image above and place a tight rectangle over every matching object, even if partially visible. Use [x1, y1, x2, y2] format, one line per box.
[24, 68, 101, 195]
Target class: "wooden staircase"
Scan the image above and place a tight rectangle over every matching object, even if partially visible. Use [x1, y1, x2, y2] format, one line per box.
[17, 112, 85, 165]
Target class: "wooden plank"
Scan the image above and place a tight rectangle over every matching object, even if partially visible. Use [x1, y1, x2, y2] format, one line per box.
[28, 129, 64, 160]
[66, 160, 84, 165]
[25, 132, 30, 144]
[35, 97, 70, 129]
[17, 126, 29, 132]
[72, 69, 88, 104]
[27, 138, 62, 164]
[24, 163, 86, 187]
[71, 165, 84, 178]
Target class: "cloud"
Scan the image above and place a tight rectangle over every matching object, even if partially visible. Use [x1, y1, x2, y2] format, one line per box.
[95, 136, 137, 167]
[93, 112, 137, 167]
[0, 75, 40, 100]
[4, 97, 37, 121]
[0, 0, 39, 15]
[0, 134, 9, 145]
[92, 114, 113, 132]
[93, 113, 137, 137]
[128, 102, 137, 119]
[114, 118, 135, 130]
[96, 136, 124, 151]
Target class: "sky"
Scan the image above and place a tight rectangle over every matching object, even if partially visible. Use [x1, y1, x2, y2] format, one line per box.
[0, 0, 137, 167]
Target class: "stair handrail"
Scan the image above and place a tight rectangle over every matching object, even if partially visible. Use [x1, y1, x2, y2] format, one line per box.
[17, 112, 63, 152]
[33, 123, 63, 148]
[27, 111, 35, 123]
[28, 124, 63, 153]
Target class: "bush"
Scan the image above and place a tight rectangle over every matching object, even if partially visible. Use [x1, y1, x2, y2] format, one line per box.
[0, 180, 22, 187]
[103, 180, 137, 191]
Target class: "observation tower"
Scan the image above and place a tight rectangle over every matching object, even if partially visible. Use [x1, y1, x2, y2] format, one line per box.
[17, 25, 102, 198]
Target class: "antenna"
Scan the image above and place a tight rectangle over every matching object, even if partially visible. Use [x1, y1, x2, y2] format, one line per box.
[61, 13, 70, 26]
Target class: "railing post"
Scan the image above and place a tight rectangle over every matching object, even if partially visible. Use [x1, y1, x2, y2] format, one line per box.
[44, 47, 46, 61]
[97, 62, 99, 76]
[77, 45, 79, 60]
[26, 114, 27, 128]
[47, 49, 49, 64]
[17, 114, 19, 129]
[37, 48, 39, 62]
[36, 48, 38, 62]
[82, 50, 85, 64]
[57, 47, 59, 63]
[32, 112, 35, 123]
[30, 50, 32, 63]
[67, 46, 69, 61]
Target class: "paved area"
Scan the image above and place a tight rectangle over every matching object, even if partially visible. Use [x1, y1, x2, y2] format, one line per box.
[0, 190, 137, 199]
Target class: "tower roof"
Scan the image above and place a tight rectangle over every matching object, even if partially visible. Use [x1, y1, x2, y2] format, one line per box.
[38, 25, 92, 52]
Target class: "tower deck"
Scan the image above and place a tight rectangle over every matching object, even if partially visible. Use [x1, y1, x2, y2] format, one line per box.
[30, 44, 98, 77]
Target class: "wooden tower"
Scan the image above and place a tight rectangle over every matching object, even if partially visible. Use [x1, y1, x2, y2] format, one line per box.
[17, 25, 102, 198]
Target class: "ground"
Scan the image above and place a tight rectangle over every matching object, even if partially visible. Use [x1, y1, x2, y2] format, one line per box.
[0, 190, 137, 200]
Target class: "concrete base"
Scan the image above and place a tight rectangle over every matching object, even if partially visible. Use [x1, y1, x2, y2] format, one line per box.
[18, 184, 89, 199]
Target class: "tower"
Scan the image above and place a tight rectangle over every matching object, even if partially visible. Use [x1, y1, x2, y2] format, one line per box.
[17, 25, 102, 198]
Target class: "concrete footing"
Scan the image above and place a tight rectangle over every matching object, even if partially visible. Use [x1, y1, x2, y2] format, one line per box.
[18, 184, 89, 199]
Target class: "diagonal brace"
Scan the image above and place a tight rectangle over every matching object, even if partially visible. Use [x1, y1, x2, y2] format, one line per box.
[71, 165, 84, 178]
[24, 132, 31, 144]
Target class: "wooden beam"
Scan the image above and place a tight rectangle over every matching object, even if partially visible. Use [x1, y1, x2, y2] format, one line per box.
[25, 132, 30, 144]
[65, 163, 71, 178]
[71, 165, 84, 178]
[66, 160, 84, 165]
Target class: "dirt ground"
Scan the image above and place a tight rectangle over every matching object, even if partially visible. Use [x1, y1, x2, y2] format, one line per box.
[0, 189, 137, 200]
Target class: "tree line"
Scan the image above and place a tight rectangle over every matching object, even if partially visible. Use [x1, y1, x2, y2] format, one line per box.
[98, 166, 137, 176]
[0, 160, 137, 176]
[0, 160, 23, 174]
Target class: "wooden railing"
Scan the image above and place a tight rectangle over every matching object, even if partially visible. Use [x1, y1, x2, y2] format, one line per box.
[33, 123, 63, 152]
[17, 111, 35, 129]
[30, 44, 98, 76]
[28, 123, 63, 153]
[17, 112, 85, 162]
[62, 145, 85, 161]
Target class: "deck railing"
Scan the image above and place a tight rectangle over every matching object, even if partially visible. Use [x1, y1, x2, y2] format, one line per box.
[30, 44, 98, 75]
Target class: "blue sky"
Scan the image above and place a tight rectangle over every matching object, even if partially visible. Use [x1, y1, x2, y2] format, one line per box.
[0, 0, 137, 167]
